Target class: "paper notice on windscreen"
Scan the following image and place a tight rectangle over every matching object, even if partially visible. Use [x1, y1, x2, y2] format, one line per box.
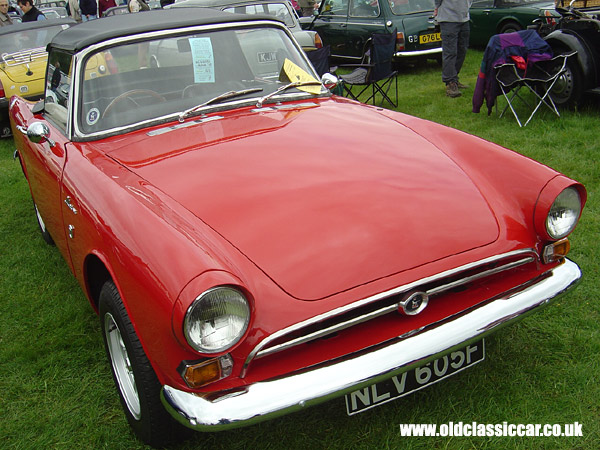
[280, 58, 321, 95]
[189, 37, 215, 83]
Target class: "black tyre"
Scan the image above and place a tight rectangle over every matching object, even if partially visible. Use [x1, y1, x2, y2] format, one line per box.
[548, 53, 583, 107]
[498, 21, 522, 35]
[33, 201, 55, 245]
[99, 280, 190, 447]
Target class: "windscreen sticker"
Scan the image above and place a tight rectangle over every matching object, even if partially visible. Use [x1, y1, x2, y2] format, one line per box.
[189, 37, 215, 83]
[280, 59, 321, 95]
[86, 108, 100, 126]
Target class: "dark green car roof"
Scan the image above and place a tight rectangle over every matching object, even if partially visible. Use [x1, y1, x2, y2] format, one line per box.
[48, 9, 275, 53]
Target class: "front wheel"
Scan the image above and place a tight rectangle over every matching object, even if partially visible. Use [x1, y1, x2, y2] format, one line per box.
[99, 280, 190, 447]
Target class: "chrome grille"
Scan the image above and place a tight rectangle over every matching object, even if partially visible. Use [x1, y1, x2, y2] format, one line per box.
[241, 249, 539, 377]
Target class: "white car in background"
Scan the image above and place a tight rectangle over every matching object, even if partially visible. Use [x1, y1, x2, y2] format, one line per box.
[168, 0, 323, 52]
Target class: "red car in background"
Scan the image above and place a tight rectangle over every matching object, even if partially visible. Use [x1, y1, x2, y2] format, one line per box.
[10, 8, 586, 448]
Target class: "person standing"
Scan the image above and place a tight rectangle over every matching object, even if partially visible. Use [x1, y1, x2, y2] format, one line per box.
[68, 0, 82, 21]
[98, 0, 116, 16]
[17, 0, 46, 21]
[0, 0, 13, 26]
[434, 0, 471, 98]
[297, 0, 314, 17]
[79, 0, 98, 20]
[128, 0, 149, 12]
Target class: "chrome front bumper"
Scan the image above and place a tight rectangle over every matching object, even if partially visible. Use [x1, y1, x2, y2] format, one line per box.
[161, 258, 581, 431]
[395, 47, 442, 58]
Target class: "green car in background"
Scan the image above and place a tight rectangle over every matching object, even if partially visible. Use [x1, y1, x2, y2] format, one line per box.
[469, 0, 558, 47]
[300, 0, 442, 63]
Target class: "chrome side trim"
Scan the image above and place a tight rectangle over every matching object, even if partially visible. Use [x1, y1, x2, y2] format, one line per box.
[161, 258, 581, 431]
[241, 249, 537, 376]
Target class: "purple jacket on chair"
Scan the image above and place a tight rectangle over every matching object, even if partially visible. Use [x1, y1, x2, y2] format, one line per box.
[472, 29, 553, 115]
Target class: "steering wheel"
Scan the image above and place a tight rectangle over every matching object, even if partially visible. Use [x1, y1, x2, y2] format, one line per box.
[103, 89, 166, 118]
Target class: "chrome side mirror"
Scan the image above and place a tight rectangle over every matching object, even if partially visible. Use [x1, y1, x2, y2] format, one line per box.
[19, 122, 56, 147]
[321, 72, 339, 91]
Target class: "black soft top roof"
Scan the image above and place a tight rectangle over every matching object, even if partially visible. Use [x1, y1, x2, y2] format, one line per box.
[49, 9, 276, 53]
[0, 18, 76, 37]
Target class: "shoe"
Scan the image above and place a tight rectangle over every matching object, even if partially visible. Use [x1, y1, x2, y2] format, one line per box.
[446, 81, 461, 98]
[456, 81, 469, 89]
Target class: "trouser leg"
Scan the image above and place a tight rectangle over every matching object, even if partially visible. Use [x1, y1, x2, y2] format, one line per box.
[441, 22, 459, 84]
[455, 21, 470, 80]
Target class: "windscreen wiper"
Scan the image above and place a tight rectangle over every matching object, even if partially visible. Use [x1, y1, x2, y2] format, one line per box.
[178, 88, 263, 121]
[255, 81, 323, 108]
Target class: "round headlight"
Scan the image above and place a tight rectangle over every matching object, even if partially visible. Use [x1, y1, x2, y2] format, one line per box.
[184, 287, 250, 354]
[546, 187, 581, 240]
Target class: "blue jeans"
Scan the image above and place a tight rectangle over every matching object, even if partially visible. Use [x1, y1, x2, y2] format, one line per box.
[440, 21, 470, 84]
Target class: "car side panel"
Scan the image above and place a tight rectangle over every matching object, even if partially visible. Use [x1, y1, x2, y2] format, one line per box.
[11, 99, 73, 272]
[58, 142, 230, 388]
[469, 2, 498, 46]
[345, 17, 388, 59]
[310, 14, 352, 58]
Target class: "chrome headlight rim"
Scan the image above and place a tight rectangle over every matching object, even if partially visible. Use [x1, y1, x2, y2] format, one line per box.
[183, 286, 251, 354]
[534, 179, 585, 243]
[545, 186, 582, 240]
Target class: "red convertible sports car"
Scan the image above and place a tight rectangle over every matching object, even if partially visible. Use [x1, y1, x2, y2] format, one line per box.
[10, 8, 586, 448]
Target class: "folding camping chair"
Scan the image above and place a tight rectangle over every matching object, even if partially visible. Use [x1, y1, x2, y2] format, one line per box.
[307, 45, 334, 78]
[495, 51, 577, 127]
[338, 30, 398, 108]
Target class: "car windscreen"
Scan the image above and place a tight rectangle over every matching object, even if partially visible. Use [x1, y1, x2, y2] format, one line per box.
[77, 25, 319, 135]
[495, 0, 549, 6]
[222, 3, 296, 28]
[0, 24, 69, 56]
[388, 0, 435, 15]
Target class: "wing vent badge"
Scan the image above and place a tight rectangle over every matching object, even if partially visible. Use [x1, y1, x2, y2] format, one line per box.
[398, 291, 429, 316]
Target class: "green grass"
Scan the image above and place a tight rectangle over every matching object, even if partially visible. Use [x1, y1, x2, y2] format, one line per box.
[1, 49, 599, 449]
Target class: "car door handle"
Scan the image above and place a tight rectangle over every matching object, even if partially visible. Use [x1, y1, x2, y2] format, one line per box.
[64, 196, 78, 215]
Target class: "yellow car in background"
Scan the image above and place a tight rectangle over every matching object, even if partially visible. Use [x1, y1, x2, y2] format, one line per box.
[0, 18, 75, 137]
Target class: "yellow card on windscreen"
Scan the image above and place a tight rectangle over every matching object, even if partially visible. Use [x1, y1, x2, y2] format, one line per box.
[280, 59, 322, 95]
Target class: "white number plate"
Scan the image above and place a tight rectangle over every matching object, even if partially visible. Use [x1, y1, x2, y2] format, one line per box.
[345, 340, 485, 415]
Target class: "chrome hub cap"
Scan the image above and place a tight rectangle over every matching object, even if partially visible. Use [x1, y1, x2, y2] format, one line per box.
[104, 312, 141, 420]
[551, 68, 574, 103]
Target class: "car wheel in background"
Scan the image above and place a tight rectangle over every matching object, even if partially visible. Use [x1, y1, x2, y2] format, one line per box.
[549, 53, 583, 107]
[99, 280, 189, 447]
[498, 21, 522, 34]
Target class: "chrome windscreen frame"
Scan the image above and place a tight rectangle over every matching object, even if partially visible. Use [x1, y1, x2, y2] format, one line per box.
[67, 20, 319, 142]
